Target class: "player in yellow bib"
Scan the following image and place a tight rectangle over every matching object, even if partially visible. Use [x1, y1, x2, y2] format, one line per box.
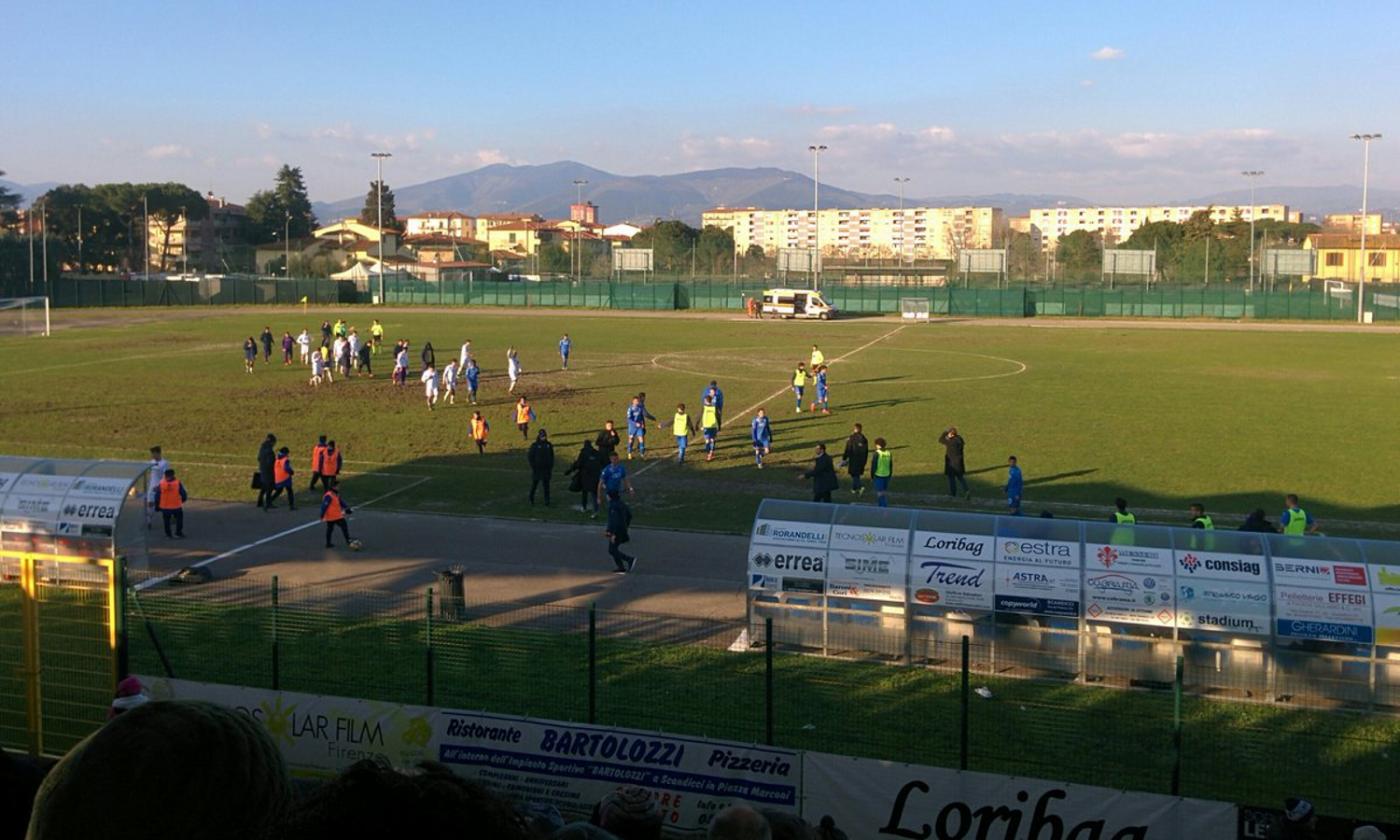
[791, 362, 808, 413]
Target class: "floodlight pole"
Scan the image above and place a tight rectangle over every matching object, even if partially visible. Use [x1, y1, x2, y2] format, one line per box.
[181, 205, 188, 276]
[809, 144, 827, 289]
[284, 211, 291, 278]
[894, 176, 910, 267]
[372, 151, 392, 303]
[1351, 133, 1381, 323]
[27, 205, 34, 293]
[40, 198, 48, 295]
[1241, 170, 1263, 292]
[143, 194, 149, 282]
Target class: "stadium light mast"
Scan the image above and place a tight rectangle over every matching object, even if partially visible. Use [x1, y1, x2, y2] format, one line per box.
[371, 151, 392, 303]
[284, 211, 291, 278]
[894, 176, 911, 266]
[142, 194, 150, 282]
[809, 144, 828, 288]
[573, 178, 588, 281]
[1241, 170, 1263, 292]
[1351, 133, 1381, 323]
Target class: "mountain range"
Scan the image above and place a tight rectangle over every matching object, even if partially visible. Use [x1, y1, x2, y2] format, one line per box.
[310, 162, 1087, 225]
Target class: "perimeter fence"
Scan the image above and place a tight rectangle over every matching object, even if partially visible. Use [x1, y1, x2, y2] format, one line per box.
[119, 573, 1400, 824]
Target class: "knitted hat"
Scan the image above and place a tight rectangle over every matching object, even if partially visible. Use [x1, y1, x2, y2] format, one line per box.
[27, 700, 292, 840]
[594, 786, 661, 838]
[107, 676, 148, 719]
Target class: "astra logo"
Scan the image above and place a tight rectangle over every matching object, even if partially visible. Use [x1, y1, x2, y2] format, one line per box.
[1008, 571, 1049, 583]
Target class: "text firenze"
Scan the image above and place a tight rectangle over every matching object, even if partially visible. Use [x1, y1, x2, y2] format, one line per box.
[880, 780, 1148, 839]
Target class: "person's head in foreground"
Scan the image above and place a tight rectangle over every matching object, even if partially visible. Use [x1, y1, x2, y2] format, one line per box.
[590, 785, 662, 840]
[708, 805, 771, 840]
[26, 700, 292, 840]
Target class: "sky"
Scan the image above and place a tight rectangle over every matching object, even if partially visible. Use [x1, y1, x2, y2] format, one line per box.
[4, 0, 1399, 205]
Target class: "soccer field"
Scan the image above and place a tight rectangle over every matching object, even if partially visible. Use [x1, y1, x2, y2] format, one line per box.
[0, 307, 1396, 535]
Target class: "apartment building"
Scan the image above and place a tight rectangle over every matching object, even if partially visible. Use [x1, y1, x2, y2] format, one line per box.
[1322, 213, 1383, 236]
[147, 192, 247, 271]
[701, 206, 1004, 261]
[1028, 204, 1302, 251]
[403, 211, 473, 239]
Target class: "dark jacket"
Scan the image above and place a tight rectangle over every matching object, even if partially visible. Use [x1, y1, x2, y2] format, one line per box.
[565, 443, 603, 492]
[257, 439, 276, 481]
[594, 428, 620, 459]
[1239, 511, 1275, 533]
[527, 439, 555, 477]
[605, 497, 632, 544]
[260, 329, 273, 349]
[841, 432, 869, 474]
[803, 453, 839, 495]
[938, 431, 966, 474]
[421, 342, 435, 368]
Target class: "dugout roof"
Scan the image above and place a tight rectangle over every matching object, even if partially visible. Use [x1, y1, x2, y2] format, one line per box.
[0, 457, 150, 572]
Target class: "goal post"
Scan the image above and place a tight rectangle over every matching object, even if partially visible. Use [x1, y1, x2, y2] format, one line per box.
[0, 297, 50, 337]
[900, 297, 931, 322]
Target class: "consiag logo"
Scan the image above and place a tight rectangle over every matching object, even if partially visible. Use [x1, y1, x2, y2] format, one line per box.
[1178, 553, 1201, 574]
[1096, 546, 1118, 568]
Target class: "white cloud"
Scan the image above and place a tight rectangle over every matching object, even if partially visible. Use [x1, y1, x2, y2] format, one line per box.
[1091, 46, 1125, 61]
[146, 144, 192, 160]
[787, 103, 855, 117]
[1080, 79, 1096, 88]
[678, 134, 776, 166]
[473, 148, 509, 166]
[254, 122, 273, 140]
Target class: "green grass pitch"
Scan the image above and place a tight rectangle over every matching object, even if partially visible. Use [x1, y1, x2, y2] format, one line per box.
[0, 307, 1396, 535]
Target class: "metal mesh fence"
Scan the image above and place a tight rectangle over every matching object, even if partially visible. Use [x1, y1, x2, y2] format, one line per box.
[121, 576, 1400, 823]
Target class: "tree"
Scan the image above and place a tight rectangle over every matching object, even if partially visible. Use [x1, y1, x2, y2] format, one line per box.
[1055, 230, 1101, 281]
[0, 171, 20, 226]
[1006, 230, 1041, 281]
[246, 164, 317, 244]
[537, 242, 571, 273]
[696, 225, 736, 275]
[359, 180, 398, 231]
[630, 219, 699, 273]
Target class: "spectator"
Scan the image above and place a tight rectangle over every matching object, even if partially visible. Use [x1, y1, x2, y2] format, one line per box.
[107, 675, 149, 719]
[552, 825, 618, 840]
[280, 758, 529, 840]
[260, 326, 274, 363]
[839, 423, 868, 496]
[591, 785, 661, 840]
[256, 433, 277, 510]
[155, 468, 187, 539]
[800, 443, 838, 504]
[595, 420, 621, 460]
[421, 340, 436, 370]
[1, 749, 45, 840]
[709, 805, 771, 840]
[937, 426, 969, 499]
[760, 810, 815, 840]
[1266, 797, 1319, 840]
[26, 700, 292, 840]
[604, 490, 636, 575]
[1240, 509, 1275, 533]
[528, 429, 555, 506]
[815, 816, 849, 840]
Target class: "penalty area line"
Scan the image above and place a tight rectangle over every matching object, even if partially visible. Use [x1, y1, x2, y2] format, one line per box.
[133, 475, 433, 591]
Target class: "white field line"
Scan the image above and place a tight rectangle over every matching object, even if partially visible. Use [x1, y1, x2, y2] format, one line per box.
[133, 476, 433, 591]
[0, 343, 229, 376]
[634, 323, 909, 478]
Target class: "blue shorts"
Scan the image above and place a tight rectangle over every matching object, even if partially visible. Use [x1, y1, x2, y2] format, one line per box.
[628, 423, 644, 438]
[817, 389, 828, 401]
[793, 386, 804, 396]
[703, 427, 717, 440]
[873, 476, 890, 492]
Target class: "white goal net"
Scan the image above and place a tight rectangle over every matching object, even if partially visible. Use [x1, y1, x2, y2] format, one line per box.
[0, 297, 51, 337]
[900, 297, 931, 322]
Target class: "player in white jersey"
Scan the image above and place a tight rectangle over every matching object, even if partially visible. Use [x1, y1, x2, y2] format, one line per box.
[442, 359, 459, 405]
[421, 364, 440, 410]
[146, 445, 169, 529]
[296, 329, 311, 365]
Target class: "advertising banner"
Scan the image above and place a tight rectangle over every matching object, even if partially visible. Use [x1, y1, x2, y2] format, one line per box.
[747, 546, 826, 595]
[995, 564, 1080, 617]
[1270, 558, 1370, 588]
[908, 558, 995, 611]
[144, 679, 801, 835]
[1085, 542, 1174, 576]
[996, 538, 1079, 568]
[1173, 550, 1267, 583]
[911, 530, 994, 563]
[1370, 565, 1400, 595]
[750, 519, 830, 551]
[1374, 593, 1400, 646]
[1175, 581, 1271, 635]
[1273, 585, 1373, 644]
[1083, 571, 1175, 626]
[829, 524, 909, 555]
[827, 548, 905, 602]
[802, 751, 1235, 840]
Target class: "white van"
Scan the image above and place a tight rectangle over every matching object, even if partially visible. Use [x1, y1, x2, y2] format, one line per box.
[760, 288, 837, 320]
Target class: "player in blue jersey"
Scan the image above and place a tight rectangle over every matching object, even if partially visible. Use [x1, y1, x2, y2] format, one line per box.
[625, 394, 656, 460]
[810, 365, 830, 415]
[559, 333, 572, 370]
[750, 408, 773, 469]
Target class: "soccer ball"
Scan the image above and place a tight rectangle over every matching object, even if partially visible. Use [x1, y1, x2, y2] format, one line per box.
[348, 539, 364, 551]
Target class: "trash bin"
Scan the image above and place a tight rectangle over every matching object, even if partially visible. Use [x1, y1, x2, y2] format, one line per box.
[437, 567, 466, 621]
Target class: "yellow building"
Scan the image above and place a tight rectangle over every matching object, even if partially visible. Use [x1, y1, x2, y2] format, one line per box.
[485, 222, 564, 257]
[701, 206, 1004, 261]
[472, 213, 542, 242]
[1303, 233, 1400, 283]
[1028, 204, 1300, 251]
